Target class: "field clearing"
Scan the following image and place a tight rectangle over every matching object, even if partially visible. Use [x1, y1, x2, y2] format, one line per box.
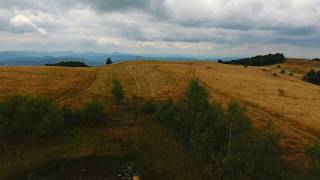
[0, 60, 319, 159]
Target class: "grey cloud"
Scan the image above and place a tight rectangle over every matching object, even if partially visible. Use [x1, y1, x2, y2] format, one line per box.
[0, 0, 319, 58]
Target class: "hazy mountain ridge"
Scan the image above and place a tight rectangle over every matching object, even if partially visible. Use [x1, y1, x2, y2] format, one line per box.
[0, 51, 235, 66]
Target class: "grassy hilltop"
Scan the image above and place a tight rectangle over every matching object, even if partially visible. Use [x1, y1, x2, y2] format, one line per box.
[0, 59, 320, 179]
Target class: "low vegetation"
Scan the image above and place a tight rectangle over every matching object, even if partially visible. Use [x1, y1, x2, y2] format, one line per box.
[46, 61, 90, 67]
[0, 95, 106, 143]
[220, 53, 285, 66]
[112, 78, 124, 105]
[0, 96, 64, 142]
[303, 69, 320, 85]
[153, 79, 286, 179]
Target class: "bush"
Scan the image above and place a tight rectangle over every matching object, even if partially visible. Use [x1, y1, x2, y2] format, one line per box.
[303, 69, 320, 85]
[140, 100, 157, 115]
[306, 141, 320, 179]
[112, 79, 124, 105]
[79, 100, 107, 126]
[62, 106, 81, 126]
[280, 70, 286, 74]
[0, 96, 64, 141]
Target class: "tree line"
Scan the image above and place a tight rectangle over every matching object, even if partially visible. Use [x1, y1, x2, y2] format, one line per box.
[46, 61, 90, 67]
[219, 53, 285, 66]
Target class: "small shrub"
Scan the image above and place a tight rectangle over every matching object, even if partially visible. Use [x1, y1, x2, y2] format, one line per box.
[280, 70, 286, 74]
[0, 95, 64, 142]
[273, 73, 277, 77]
[303, 69, 320, 85]
[278, 89, 285, 96]
[306, 141, 320, 178]
[79, 100, 107, 126]
[244, 65, 248, 68]
[112, 79, 124, 104]
[289, 72, 294, 76]
[277, 65, 281, 68]
[140, 100, 157, 115]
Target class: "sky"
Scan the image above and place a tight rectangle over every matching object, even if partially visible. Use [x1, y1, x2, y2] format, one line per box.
[0, 0, 319, 58]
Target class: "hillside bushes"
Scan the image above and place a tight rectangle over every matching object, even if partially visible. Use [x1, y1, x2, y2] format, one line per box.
[303, 69, 320, 85]
[0, 96, 64, 141]
[306, 141, 320, 179]
[220, 53, 285, 66]
[112, 79, 124, 105]
[153, 79, 284, 179]
[46, 61, 90, 67]
[79, 100, 107, 126]
[0, 96, 107, 143]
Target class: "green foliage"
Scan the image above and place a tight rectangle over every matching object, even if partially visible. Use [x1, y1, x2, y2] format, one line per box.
[140, 100, 157, 115]
[45, 61, 90, 67]
[112, 79, 124, 105]
[0, 95, 64, 141]
[303, 69, 320, 85]
[79, 100, 107, 126]
[222, 53, 285, 66]
[154, 79, 285, 179]
[154, 99, 177, 127]
[306, 140, 320, 179]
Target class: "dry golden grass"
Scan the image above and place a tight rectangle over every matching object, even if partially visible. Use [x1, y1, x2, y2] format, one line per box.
[0, 66, 98, 107]
[0, 60, 319, 160]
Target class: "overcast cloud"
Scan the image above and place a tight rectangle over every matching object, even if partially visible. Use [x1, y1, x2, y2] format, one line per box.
[0, 0, 319, 58]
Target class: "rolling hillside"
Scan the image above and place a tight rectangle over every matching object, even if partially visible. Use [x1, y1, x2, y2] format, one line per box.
[0, 59, 319, 161]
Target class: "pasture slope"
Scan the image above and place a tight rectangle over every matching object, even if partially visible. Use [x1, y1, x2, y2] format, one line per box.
[0, 59, 319, 161]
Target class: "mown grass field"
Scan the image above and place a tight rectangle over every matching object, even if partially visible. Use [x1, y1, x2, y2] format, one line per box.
[0, 59, 319, 178]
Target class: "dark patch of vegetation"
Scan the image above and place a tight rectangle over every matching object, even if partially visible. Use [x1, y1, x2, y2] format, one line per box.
[112, 79, 124, 105]
[153, 79, 286, 179]
[289, 72, 294, 76]
[303, 69, 320, 85]
[46, 61, 90, 67]
[277, 65, 281, 68]
[280, 69, 286, 74]
[0, 96, 64, 142]
[0, 96, 107, 143]
[79, 100, 107, 126]
[312, 58, 320, 61]
[307, 141, 320, 179]
[106, 57, 113, 65]
[220, 53, 285, 66]
[273, 73, 278, 77]
[140, 100, 157, 115]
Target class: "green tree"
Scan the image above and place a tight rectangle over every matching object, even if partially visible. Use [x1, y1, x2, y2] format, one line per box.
[79, 100, 107, 126]
[177, 79, 211, 144]
[111, 78, 124, 104]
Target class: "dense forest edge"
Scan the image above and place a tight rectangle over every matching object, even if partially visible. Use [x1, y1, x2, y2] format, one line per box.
[219, 53, 285, 66]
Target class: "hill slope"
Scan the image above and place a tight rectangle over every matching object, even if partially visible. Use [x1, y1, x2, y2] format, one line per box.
[0, 60, 319, 160]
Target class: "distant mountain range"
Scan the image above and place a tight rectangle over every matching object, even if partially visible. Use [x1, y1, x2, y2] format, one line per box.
[0, 51, 234, 66]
